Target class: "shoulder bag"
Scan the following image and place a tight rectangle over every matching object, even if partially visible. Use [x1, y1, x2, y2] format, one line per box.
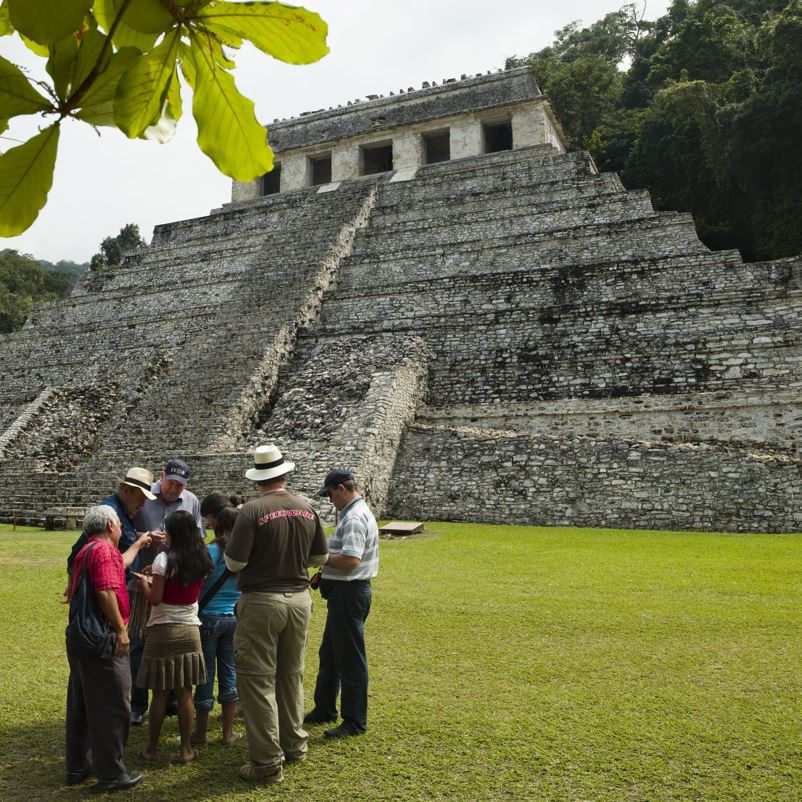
[65, 542, 113, 656]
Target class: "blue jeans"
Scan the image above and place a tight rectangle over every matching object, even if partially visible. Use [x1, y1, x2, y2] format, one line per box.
[194, 614, 238, 711]
[313, 580, 372, 732]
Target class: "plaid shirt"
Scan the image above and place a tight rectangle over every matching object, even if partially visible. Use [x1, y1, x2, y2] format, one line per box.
[70, 537, 130, 624]
[321, 497, 379, 581]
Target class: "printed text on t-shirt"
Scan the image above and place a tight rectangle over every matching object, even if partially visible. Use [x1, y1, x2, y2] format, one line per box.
[258, 509, 316, 525]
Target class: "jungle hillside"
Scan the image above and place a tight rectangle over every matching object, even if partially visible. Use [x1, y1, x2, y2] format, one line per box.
[508, 0, 802, 262]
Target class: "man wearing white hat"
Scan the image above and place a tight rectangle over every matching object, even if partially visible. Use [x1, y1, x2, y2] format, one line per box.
[224, 445, 328, 784]
[67, 467, 158, 575]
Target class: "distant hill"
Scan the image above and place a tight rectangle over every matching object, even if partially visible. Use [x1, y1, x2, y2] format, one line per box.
[38, 259, 89, 285]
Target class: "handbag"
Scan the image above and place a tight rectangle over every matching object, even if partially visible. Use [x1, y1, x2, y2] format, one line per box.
[65, 542, 113, 656]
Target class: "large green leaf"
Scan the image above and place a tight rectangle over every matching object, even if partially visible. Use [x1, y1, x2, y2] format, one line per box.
[197, 1, 328, 64]
[183, 35, 273, 180]
[76, 46, 140, 127]
[46, 35, 79, 102]
[114, 30, 180, 137]
[0, 123, 60, 236]
[20, 33, 49, 56]
[8, 0, 91, 45]
[142, 69, 182, 142]
[0, 2, 13, 37]
[113, 0, 175, 34]
[0, 54, 52, 118]
[71, 27, 109, 97]
[94, 0, 159, 51]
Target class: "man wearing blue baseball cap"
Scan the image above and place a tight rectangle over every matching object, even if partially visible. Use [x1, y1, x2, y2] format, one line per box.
[304, 468, 379, 738]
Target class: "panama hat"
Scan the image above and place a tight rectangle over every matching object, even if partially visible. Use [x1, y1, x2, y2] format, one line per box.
[119, 467, 157, 500]
[245, 445, 295, 482]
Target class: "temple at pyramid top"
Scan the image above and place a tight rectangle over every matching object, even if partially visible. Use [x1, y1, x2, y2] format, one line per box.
[232, 66, 567, 201]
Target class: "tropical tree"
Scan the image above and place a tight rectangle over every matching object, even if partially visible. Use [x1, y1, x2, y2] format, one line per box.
[0, 248, 71, 332]
[90, 221, 146, 269]
[0, 0, 329, 237]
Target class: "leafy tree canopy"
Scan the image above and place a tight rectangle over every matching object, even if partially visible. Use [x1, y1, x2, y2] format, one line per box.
[90, 221, 146, 269]
[509, 0, 802, 261]
[0, 0, 329, 237]
[0, 248, 72, 332]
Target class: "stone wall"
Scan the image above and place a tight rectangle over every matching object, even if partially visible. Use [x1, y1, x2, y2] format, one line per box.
[387, 425, 802, 532]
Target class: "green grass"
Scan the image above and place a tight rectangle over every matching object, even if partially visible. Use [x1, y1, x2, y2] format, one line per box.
[1, 522, 801, 801]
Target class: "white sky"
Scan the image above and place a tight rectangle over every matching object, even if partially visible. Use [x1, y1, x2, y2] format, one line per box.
[0, 0, 669, 264]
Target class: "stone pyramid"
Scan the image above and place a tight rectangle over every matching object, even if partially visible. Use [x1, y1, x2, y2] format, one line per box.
[0, 67, 799, 531]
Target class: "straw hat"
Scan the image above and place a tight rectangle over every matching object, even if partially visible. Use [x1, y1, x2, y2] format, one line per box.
[119, 467, 157, 500]
[245, 445, 295, 482]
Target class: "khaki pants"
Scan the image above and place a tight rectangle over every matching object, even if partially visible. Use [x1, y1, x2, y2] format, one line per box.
[234, 591, 312, 769]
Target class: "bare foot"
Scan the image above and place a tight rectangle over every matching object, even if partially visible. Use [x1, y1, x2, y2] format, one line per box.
[138, 749, 158, 763]
[177, 747, 198, 765]
[222, 732, 242, 745]
[190, 732, 208, 745]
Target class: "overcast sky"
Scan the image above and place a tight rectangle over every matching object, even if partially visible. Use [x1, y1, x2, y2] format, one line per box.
[0, 0, 669, 264]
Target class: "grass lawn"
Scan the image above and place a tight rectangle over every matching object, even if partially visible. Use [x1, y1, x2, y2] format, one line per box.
[1, 521, 800, 801]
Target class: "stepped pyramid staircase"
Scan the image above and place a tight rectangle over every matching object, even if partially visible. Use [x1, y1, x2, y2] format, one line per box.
[0, 144, 800, 530]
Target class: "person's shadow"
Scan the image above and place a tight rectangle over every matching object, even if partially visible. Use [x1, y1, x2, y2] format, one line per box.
[0, 715, 289, 800]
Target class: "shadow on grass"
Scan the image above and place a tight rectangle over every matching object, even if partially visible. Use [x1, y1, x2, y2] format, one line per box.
[0, 714, 271, 801]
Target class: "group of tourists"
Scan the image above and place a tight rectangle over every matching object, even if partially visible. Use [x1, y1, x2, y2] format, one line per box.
[63, 446, 379, 792]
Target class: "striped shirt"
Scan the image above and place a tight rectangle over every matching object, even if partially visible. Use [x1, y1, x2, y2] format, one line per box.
[321, 496, 379, 582]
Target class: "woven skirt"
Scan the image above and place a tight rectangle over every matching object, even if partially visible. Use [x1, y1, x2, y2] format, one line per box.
[136, 623, 206, 690]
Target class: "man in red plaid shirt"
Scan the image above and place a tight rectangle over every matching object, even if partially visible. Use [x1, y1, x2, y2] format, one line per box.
[65, 505, 144, 793]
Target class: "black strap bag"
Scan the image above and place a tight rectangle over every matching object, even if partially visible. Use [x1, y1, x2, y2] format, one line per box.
[65, 542, 113, 657]
[198, 565, 232, 612]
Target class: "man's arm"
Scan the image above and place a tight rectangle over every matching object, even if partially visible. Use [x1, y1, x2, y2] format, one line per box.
[307, 515, 329, 567]
[95, 589, 130, 658]
[224, 511, 253, 572]
[121, 532, 152, 569]
[224, 555, 248, 572]
[324, 553, 360, 570]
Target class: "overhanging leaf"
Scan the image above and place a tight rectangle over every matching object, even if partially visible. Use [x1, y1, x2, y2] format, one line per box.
[71, 27, 109, 97]
[76, 46, 140, 127]
[184, 34, 273, 181]
[0, 2, 13, 37]
[143, 69, 182, 142]
[114, 30, 180, 138]
[0, 54, 52, 118]
[8, 0, 91, 45]
[94, 0, 160, 51]
[197, 1, 328, 65]
[0, 123, 60, 236]
[46, 34, 79, 102]
[20, 33, 49, 57]
[113, 0, 175, 34]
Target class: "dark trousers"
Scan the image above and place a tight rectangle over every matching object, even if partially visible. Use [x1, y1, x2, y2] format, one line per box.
[65, 639, 131, 781]
[313, 580, 372, 732]
[129, 626, 148, 714]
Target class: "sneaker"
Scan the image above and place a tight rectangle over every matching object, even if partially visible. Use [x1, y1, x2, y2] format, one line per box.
[130, 711, 145, 726]
[303, 709, 337, 725]
[284, 753, 307, 765]
[239, 764, 284, 784]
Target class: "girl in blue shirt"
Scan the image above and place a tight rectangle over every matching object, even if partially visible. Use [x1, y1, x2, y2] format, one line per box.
[191, 506, 241, 745]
